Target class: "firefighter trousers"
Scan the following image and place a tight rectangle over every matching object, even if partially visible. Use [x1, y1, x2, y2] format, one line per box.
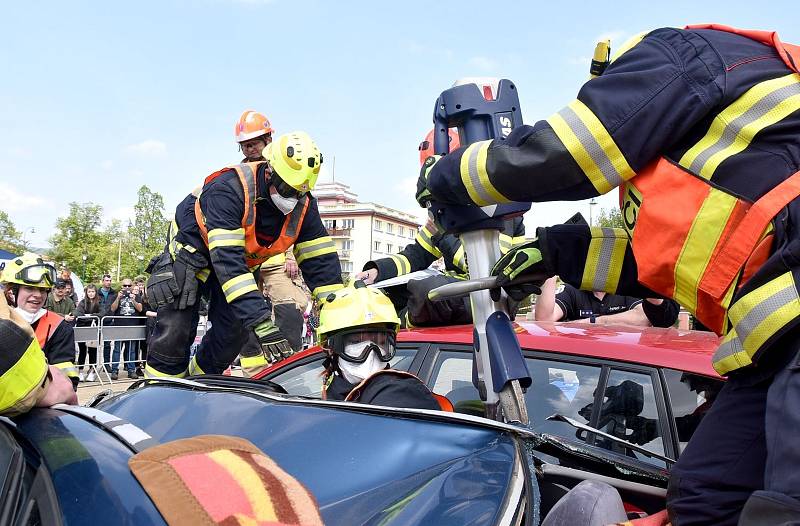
[146, 272, 250, 377]
[667, 336, 800, 526]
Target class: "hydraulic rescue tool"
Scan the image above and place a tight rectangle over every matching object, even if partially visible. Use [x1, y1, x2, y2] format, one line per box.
[425, 78, 537, 424]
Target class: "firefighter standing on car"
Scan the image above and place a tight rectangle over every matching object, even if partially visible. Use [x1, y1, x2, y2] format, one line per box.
[422, 25, 800, 525]
[1, 254, 79, 390]
[356, 129, 526, 327]
[146, 131, 343, 379]
[235, 110, 309, 355]
[318, 281, 441, 410]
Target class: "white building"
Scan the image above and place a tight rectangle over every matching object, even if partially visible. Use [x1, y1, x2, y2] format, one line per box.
[314, 181, 423, 276]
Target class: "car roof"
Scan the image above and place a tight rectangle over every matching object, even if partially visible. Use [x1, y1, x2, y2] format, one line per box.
[398, 321, 722, 378]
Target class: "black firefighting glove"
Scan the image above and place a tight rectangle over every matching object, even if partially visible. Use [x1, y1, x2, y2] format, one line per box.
[146, 252, 180, 309]
[416, 155, 442, 207]
[489, 239, 553, 302]
[173, 248, 208, 310]
[253, 319, 294, 363]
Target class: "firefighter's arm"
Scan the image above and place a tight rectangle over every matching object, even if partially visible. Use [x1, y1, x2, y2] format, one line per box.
[426, 28, 723, 206]
[362, 219, 444, 282]
[293, 198, 343, 301]
[534, 277, 566, 321]
[45, 321, 79, 390]
[201, 174, 270, 328]
[539, 224, 661, 300]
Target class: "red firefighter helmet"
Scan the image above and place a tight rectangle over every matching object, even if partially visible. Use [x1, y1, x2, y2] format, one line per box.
[418, 128, 460, 166]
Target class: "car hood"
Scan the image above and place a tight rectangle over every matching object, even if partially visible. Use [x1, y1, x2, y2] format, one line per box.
[95, 383, 526, 525]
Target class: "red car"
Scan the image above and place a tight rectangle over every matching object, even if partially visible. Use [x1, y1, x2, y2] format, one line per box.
[254, 321, 723, 469]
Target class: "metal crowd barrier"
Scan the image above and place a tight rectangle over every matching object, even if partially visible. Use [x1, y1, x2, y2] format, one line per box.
[73, 315, 206, 385]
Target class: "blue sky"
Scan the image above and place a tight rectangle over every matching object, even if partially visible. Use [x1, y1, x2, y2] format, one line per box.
[2, 0, 798, 247]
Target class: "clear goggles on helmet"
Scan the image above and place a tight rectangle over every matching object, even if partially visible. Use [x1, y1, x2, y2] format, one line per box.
[16, 263, 57, 287]
[331, 329, 396, 364]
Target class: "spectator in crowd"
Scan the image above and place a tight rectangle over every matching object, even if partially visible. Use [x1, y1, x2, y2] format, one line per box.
[76, 284, 102, 382]
[535, 277, 679, 327]
[135, 278, 154, 378]
[59, 270, 79, 302]
[108, 278, 144, 380]
[45, 279, 76, 323]
[97, 274, 116, 371]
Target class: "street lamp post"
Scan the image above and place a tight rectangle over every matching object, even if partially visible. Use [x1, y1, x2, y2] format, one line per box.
[82, 253, 88, 281]
[589, 198, 598, 226]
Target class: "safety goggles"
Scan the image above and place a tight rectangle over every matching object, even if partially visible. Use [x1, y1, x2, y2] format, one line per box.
[272, 174, 305, 199]
[16, 263, 57, 287]
[332, 329, 396, 364]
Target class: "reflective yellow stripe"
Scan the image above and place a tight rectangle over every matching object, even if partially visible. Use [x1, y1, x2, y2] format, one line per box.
[208, 227, 246, 251]
[196, 268, 210, 283]
[144, 364, 187, 379]
[452, 245, 467, 272]
[511, 236, 527, 246]
[416, 227, 441, 258]
[241, 354, 269, 369]
[53, 362, 79, 378]
[0, 338, 48, 412]
[581, 227, 628, 293]
[673, 189, 738, 311]
[610, 30, 649, 63]
[313, 283, 344, 301]
[294, 236, 337, 264]
[168, 218, 181, 258]
[187, 355, 205, 376]
[498, 234, 512, 254]
[547, 100, 635, 194]
[390, 255, 411, 276]
[713, 271, 800, 374]
[459, 140, 510, 206]
[680, 74, 800, 179]
[221, 273, 259, 302]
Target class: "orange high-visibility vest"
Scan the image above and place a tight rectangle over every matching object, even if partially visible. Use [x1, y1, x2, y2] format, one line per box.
[619, 25, 800, 361]
[33, 310, 63, 349]
[194, 162, 310, 269]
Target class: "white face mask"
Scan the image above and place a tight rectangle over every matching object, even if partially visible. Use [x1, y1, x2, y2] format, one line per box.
[15, 307, 47, 325]
[338, 341, 384, 384]
[270, 187, 299, 215]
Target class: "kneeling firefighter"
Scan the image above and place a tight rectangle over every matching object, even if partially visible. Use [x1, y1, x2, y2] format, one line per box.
[146, 131, 343, 378]
[318, 281, 443, 410]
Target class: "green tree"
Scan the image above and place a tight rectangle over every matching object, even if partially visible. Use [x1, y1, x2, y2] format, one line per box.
[596, 207, 624, 229]
[126, 185, 168, 276]
[49, 202, 111, 282]
[0, 209, 24, 253]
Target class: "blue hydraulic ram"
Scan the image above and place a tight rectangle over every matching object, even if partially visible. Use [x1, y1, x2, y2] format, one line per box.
[426, 78, 532, 424]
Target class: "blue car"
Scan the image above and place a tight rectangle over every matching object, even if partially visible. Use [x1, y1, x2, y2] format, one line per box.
[2, 375, 671, 525]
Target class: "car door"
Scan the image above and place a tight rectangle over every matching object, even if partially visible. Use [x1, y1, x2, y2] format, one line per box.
[418, 344, 674, 468]
[262, 342, 431, 397]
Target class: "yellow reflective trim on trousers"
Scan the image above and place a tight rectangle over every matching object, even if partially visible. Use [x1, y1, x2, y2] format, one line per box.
[240, 354, 269, 369]
[53, 362, 79, 378]
[0, 338, 48, 412]
[459, 141, 510, 206]
[144, 364, 187, 379]
[208, 228, 246, 250]
[416, 227, 441, 258]
[547, 100, 635, 194]
[187, 355, 205, 376]
[581, 227, 628, 293]
[221, 273, 259, 302]
[452, 245, 467, 272]
[390, 255, 411, 276]
[313, 283, 344, 301]
[680, 74, 800, 179]
[609, 31, 649, 63]
[672, 188, 738, 311]
[294, 236, 336, 264]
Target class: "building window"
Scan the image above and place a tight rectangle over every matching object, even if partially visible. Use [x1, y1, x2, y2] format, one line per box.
[342, 219, 354, 229]
[386, 223, 393, 234]
[342, 240, 353, 250]
[387, 244, 393, 253]
[324, 219, 336, 230]
[398, 226, 405, 237]
[374, 220, 383, 232]
[342, 261, 354, 273]
[374, 241, 381, 252]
